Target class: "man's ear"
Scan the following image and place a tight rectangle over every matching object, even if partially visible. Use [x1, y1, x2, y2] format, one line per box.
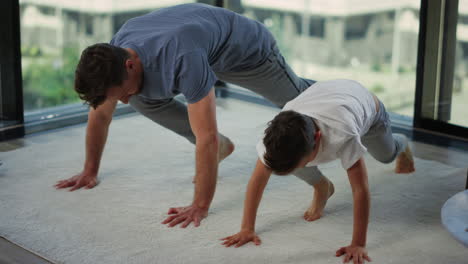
[125, 59, 134, 70]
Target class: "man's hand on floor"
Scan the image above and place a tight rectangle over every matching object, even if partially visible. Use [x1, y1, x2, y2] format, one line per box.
[161, 205, 208, 228]
[54, 171, 98, 191]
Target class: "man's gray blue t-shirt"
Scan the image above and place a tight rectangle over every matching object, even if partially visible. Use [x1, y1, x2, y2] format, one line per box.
[110, 3, 275, 103]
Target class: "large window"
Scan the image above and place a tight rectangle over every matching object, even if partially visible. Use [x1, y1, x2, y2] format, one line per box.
[1, 0, 466, 141]
[415, 0, 468, 137]
[232, 0, 421, 117]
[19, 0, 197, 113]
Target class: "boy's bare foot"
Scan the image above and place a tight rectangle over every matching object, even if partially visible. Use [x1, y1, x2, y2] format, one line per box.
[192, 134, 235, 183]
[304, 178, 335, 221]
[395, 145, 415, 174]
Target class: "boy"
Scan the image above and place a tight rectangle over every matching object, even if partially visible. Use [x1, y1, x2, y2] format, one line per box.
[221, 79, 415, 264]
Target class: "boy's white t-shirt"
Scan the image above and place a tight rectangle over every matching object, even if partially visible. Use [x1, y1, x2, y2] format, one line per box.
[256, 79, 378, 170]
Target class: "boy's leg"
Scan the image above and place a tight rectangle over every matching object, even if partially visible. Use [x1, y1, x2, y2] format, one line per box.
[128, 95, 234, 161]
[293, 166, 325, 186]
[361, 101, 415, 173]
[215, 44, 315, 108]
[292, 166, 335, 221]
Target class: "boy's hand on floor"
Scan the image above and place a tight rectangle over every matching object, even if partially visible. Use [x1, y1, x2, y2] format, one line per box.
[161, 205, 208, 228]
[336, 245, 371, 264]
[221, 230, 261, 248]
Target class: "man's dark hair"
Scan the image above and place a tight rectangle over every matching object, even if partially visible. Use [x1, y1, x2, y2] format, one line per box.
[74, 43, 130, 109]
[263, 110, 316, 175]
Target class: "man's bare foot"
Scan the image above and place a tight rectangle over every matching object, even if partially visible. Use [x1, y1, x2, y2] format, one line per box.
[217, 134, 235, 163]
[192, 134, 235, 183]
[395, 145, 415, 173]
[304, 178, 335, 221]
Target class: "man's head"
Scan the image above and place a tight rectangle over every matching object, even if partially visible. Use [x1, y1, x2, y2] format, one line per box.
[74, 43, 142, 109]
[263, 110, 320, 175]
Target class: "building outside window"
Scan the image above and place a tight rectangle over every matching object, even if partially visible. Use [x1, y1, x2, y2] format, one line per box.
[17, 0, 468, 128]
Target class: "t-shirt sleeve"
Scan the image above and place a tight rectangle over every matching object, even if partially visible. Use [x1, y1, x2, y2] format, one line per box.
[338, 135, 367, 170]
[256, 140, 268, 166]
[176, 51, 217, 104]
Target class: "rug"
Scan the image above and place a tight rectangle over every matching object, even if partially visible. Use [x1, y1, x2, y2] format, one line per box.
[1, 99, 467, 264]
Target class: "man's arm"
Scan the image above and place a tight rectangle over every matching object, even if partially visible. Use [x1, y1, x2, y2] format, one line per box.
[189, 89, 219, 210]
[222, 159, 272, 247]
[335, 157, 372, 264]
[162, 89, 219, 227]
[83, 99, 118, 174]
[55, 99, 117, 191]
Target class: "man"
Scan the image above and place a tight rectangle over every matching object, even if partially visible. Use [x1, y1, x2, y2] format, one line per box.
[55, 3, 315, 228]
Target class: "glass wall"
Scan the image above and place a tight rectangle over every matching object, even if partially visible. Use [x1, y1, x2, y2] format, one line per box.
[3, 0, 465, 141]
[18, 0, 422, 117]
[417, 0, 468, 133]
[228, 0, 421, 117]
[451, 0, 468, 127]
[19, 0, 196, 112]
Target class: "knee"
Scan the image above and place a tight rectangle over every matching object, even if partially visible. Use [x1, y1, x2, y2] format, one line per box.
[377, 152, 398, 164]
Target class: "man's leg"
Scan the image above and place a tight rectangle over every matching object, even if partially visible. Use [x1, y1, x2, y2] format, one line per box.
[215, 45, 315, 108]
[129, 96, 196, 143]
[361, 101, 415, 173]
[129, 95, 234, 161]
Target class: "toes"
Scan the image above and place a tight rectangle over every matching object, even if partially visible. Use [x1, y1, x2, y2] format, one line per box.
[303, 212, 321, 222]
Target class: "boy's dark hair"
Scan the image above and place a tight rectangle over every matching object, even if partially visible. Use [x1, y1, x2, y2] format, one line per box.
[74, 43, 130, 109]
[263, 110, 316, 175]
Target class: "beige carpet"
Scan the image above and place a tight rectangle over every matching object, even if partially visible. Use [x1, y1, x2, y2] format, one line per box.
[1, 99, 467, 264]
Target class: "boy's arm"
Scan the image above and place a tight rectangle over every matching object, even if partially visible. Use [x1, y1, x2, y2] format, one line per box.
[222, 159, 272, 247]
[347, 157, 370, 247]
[241, 159, 272, 231]
[335, 157, 372, 264]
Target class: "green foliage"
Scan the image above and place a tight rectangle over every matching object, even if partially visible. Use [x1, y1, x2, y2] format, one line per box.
[371, 62, 382, 72]
[21, 45, 42, 57]
[371, 83, 385, 94]
[22, 47, 81, 111]
[398, 66, 411, 74]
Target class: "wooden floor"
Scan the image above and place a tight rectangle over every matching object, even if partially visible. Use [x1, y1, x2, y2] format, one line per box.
[1, 126, 467, 264]
[0, 237, 52, 264]
[411, 139, 468, 168]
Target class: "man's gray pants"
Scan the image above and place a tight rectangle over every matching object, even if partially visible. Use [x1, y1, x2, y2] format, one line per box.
[128, 45, 405, 186]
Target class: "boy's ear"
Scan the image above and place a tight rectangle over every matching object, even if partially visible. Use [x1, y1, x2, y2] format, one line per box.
[314, 130, 321, 141]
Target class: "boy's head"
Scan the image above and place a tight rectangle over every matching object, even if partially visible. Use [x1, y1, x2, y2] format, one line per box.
[263, 110, 318, 175]
[74, 43, 132, 109]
